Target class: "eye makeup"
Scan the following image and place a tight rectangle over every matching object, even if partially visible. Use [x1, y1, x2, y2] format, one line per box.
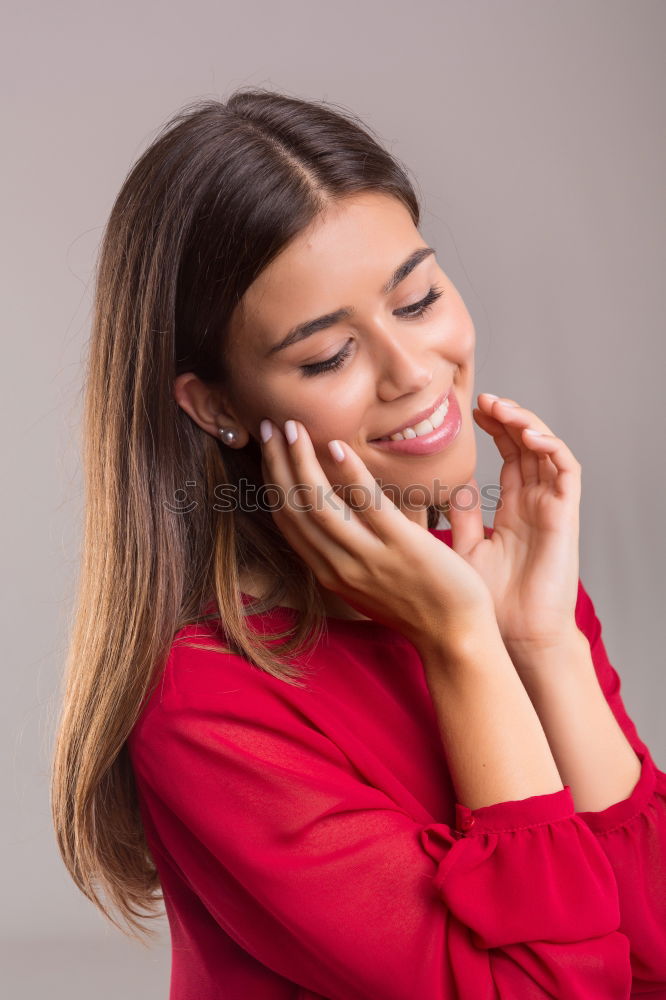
[298, 284, 444, 378]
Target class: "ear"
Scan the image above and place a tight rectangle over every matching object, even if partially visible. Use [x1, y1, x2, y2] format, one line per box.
[173, 372, 250, 446]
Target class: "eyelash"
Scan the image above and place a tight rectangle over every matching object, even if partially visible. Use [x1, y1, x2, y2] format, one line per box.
[298, 284, 445, 378]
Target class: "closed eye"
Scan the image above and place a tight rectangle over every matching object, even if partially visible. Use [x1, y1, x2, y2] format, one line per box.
[298, 284, 444, 378]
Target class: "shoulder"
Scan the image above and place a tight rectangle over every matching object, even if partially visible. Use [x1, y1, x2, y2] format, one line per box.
[129, 621, 272, 740]
[143, 617, 299, 709]
[127, 618, 358, 787]
[128, 611, 342, 751]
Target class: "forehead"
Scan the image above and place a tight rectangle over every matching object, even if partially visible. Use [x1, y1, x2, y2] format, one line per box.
[232, 192, 420, 351]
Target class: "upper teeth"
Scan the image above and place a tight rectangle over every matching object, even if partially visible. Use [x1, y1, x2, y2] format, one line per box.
[378, 396, 450, 441]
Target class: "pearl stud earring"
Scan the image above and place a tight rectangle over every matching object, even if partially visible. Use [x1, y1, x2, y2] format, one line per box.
[218, 427, 238, 446]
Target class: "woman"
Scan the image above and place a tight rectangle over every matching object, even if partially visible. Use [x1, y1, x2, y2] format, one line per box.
[51, 89, 666, 998]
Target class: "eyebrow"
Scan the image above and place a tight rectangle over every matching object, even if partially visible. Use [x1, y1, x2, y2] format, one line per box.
[265, 246, 436, 357]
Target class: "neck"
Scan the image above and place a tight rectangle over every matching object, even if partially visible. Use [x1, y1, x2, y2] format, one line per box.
[239, 568, 372, 621]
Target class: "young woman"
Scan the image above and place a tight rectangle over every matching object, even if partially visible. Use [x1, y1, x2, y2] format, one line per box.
[51, 89, 666, 998]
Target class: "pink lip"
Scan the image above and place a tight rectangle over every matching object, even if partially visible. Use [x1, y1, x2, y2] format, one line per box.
[369, 386, 462, 456]
[370, 387, 452, 442]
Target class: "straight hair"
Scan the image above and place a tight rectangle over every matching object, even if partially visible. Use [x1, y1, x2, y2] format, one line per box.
[50, 87, 450, 942]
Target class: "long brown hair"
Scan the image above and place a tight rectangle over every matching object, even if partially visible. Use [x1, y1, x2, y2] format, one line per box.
[50, 87, 449, 944]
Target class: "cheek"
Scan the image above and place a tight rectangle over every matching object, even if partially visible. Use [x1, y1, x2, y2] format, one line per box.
[293, 384, 366, 441]
[450, 325, 474, 362]
[461, 323, 476, 359]
[444, 291, 476, 355]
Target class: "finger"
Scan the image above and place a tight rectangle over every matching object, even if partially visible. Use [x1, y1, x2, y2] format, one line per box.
[478, 394, 561, 486]
[474, 407, 567, 493]
[261, 418, 393, 595]
[446, 477, 487, 558]
[478, 393, 550, 431]
[263, 427, 348, 533]
[483, 397, 542, 486]
[522, 432, 559, 487]
[472, 407, 524, 496]
[288, 420, 410, 547]
[519, 429, 582, 499]
[260, 423, 354, 579]
[481, 397, 575, 493]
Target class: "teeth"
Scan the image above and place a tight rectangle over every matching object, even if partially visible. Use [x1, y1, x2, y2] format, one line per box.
[386, 396, 449, 441]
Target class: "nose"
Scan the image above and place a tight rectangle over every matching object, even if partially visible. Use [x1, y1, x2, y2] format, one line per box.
[373, 334, 434, 400]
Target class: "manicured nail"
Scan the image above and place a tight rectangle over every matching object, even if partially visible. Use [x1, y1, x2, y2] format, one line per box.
[260, 419, 273, 443]
[482, 393, 499, 400]
[328, 440, 345, 462]
[496, 400, 519, 407]
[524, 428, 546, 436]
[284, 420, 298, 445]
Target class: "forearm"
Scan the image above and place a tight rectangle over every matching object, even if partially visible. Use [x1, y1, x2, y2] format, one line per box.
[507, 630, 642, 813]
[419, 627, 564, 811]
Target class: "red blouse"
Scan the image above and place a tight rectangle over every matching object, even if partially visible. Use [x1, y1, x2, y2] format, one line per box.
[127, 527, 666, 998]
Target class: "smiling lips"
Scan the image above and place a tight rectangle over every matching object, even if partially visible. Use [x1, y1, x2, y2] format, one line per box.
[368, 386, 462, 455]
[371, 386, 452, 442]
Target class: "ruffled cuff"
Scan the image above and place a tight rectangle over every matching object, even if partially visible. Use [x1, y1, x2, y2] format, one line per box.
[452, 784, 576, 836]
[420, 786, 622, 950]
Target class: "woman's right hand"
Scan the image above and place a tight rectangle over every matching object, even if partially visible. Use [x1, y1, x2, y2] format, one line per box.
[258, 418, 496, 654]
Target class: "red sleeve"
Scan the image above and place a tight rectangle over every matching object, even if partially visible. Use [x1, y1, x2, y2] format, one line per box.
[129, 639, 633, 1000]
[573, 577, 666, 992]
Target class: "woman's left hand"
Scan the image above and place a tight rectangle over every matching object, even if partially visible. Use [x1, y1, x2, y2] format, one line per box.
[445, 393, 583, 655]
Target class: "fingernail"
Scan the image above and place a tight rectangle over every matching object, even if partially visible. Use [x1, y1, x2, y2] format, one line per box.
[497, 400, 518, 407]
[524, 428, 545, 436]
[328, 440, 345, 462]
[284, 420, 298, 445]
[482, 393, 499, 400]
[260, 419, 273, 443]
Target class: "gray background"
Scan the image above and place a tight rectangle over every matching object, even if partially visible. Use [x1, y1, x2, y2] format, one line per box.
[2, 0, 664, 996]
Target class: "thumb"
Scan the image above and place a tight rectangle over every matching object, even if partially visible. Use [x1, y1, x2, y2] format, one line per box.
[447, 478, 486, 557]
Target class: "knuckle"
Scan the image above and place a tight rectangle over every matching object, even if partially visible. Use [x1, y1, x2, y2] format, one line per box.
[287, 481, 314, 512]
[315, 564, 338, 590]
[314, 505, 340, 532]
[339, 558, 366, 589]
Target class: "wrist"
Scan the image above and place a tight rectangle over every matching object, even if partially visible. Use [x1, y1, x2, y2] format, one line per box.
[504, 627, 591, 676]
[416, 615, 512, 678]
